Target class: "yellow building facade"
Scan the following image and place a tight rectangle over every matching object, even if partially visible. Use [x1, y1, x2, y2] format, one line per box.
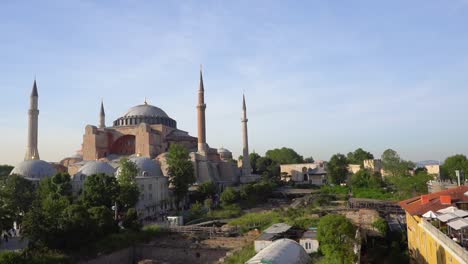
[406, 213, 467, 264]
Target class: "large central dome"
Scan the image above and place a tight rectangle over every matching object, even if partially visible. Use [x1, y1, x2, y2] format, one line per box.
[123, 104, 169, 118]
[113, 102, 177, 128]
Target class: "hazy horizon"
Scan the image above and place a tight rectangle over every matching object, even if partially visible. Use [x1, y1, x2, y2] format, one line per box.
[2, 0, 468, 166]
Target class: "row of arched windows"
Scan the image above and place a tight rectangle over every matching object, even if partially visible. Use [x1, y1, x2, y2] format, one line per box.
[113, 116, 176, 128]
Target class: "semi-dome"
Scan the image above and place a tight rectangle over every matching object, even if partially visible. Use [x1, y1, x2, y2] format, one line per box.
[124, 104, 169, 118]
[10, 160, 57, 180]
[113, 103, 177, 128]
[77, 160, 116, 177]
[129, 156, 163, 177]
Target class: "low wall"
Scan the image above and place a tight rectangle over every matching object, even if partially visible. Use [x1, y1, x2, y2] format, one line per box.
[421, 219, 468, 263]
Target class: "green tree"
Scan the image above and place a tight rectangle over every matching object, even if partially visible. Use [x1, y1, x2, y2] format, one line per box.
[117, 158, 138, 185]
[88, 206, 118, 237]
[220, 187, 239, 206]
[0, 165, 13, 177]
[38, 172, 72, 200]
[249, 153, 261, 173]
[350, 169, 382, 188]
[328, 154, 349, 184]
[265, 147, 304, 164]
[389, 171, 432, 199]
[122, 208, 141, 231]
[304, 156, 315, 163]
[256, 157, 280, 180]
[347, 148, 374, 166]
[116, 158, 140, 211]
[198, 181, 217, 199]
[83, 173, 120, 208]
[381, 149, 413, 177]
[0, 174, 36, 224]
[22, 196, 71, 249]
[167, 144, 195, 207]
[317, 214, 357, 264]
[440, 154, 468, 180]
[60, 204, 94, 249]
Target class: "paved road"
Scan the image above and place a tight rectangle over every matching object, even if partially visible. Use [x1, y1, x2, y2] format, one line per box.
[0, 237, 28, 251]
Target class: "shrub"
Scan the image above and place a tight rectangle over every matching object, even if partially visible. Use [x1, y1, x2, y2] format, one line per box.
[122, 208, 142, 231]
[220, 187, 239, 206]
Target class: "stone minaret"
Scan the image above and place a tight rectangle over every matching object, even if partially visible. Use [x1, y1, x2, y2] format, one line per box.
[99, 100, 106, 128]
[25, 79, 40, 160]
[241, 94, 251, 176]
[197, 67, 207, 153]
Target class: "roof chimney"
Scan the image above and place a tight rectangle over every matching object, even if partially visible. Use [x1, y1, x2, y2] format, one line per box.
[440, 195, 451, 205]
[421, 195, 429, 205]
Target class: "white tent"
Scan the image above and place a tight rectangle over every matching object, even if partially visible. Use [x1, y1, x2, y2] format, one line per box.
[245, 239, 311, 264]
[422, 210, 438, 219]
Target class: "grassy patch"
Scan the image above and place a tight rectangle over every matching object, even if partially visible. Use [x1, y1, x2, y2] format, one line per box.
[223, 244, 256, 264]
[228, 211, 283, 232]
[207, 204, 242, 219]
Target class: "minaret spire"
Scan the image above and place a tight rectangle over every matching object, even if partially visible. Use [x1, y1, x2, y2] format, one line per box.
[25, 79, 40, 160]
[197, 65, 207, 153]
[99, 99, 106, 128]
[241, 93, 251, 176]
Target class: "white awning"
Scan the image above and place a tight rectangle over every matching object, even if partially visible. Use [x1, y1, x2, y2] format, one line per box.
[447, 218, 468, 230]
[422, 211, 438, 218]
[437, 213, 459, 223]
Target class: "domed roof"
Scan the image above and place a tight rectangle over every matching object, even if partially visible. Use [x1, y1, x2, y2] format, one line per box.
[129, 156, 163, 177]
[77, 160, 116, 177]
[218, 148, 231, 153]
[123, 104, 169, 118]
[10, 160, 57, 180]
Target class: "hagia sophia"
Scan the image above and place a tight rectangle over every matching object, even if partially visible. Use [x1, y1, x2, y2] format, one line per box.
[10, 69, 259, 217]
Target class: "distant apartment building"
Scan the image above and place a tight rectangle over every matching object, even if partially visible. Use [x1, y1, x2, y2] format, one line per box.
[280, 162, 327, 186]
[399, 186, 468, 264]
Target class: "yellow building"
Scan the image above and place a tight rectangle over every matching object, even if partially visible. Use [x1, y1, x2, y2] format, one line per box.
[399, 186, 468, 264]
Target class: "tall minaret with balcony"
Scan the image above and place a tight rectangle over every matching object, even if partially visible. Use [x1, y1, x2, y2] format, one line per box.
[25, 79, 40, 160]
[241, 94, 251, 176]
[99, 100, 106, 128]
[197, 67, 208, 154]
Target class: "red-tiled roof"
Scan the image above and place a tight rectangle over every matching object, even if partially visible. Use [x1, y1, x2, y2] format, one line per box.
[399, 186, 468, 216]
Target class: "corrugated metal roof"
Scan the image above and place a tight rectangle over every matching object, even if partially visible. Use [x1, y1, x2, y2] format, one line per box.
[263, 223, 292, 234]
[447, 218, 468, 230]
[300, 230, 317, 239]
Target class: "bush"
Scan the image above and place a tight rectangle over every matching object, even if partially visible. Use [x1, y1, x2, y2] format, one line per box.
[186, 202, 207, 222]
[372, 218, 388, 236]
[220, 187, 239, 206]
[122, 208, 142, 231]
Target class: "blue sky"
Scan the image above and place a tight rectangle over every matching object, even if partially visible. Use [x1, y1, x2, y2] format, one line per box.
[1, 0, 468, 165]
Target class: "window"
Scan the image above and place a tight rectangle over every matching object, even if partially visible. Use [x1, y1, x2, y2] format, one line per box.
[149, 184, 152, 190]
[140, 184, 145, 190]
[140, 194, 145, 200]
[149, 193, 153, 200]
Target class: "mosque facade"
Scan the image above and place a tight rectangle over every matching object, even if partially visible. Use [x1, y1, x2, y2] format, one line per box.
[11, 69, 257, 217]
